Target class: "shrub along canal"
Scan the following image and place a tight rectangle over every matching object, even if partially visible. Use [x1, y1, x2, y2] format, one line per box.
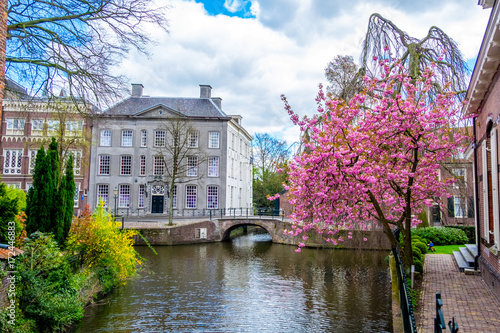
[72, 233, 392, 332]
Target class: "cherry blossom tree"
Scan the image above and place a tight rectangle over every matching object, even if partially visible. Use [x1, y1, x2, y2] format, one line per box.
[279, 57, 468, 266]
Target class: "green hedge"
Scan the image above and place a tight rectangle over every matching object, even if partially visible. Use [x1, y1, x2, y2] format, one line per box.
[445, 226, 475, 244]
[411, 227, 468, 245]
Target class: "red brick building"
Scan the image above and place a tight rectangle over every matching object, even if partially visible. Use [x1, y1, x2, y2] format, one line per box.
[466, 0, 500, 300]
[0, 80, 93, 214]
[430, 144, 475, 227]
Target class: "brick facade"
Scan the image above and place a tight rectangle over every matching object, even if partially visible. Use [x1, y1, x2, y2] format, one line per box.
[1, 91, 93, 215]
[465, 0, 500, 300]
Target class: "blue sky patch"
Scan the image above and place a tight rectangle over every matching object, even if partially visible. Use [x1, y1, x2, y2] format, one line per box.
[194, 0, 255, 18]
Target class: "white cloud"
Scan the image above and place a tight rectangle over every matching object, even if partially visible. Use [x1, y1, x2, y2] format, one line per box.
[224, 0, 247, 13]
[119, 0, 492, 144]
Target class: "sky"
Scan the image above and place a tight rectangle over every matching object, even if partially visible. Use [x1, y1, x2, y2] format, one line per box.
[119, 0, 492, 146]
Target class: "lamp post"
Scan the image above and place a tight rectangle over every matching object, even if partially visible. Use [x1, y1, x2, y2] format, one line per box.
[113, 187, 118, 218]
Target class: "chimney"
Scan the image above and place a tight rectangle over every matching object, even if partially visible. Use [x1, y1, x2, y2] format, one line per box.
[200, 84, 212, 98]
[131, 83, 144, 97]
[211, 97, 222, 109]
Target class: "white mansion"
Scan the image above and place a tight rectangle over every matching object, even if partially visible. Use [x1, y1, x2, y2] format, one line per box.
[88, 84, 253, 216]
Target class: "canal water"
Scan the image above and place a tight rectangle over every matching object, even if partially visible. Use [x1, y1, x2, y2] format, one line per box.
[72, 234, 393, 332]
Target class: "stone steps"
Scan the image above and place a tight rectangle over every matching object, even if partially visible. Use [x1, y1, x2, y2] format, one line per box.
[452, 244, 478, 272]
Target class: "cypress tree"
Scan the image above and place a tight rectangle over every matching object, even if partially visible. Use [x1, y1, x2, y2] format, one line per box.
[46, 138, 63, 243]
[60, 154, 75, 243]
[26, 145, 51, 234]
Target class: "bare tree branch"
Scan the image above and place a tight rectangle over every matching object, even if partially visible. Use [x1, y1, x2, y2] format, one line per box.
[6, 0, 169, 110]
[360, 13, 468, 100]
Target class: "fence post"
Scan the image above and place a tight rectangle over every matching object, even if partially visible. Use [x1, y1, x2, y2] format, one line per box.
[448, 316, 459, 333]
[434, 292, 446, 333]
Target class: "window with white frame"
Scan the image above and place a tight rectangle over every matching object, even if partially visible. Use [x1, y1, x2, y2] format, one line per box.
[208, 157, 219, 177]
[74, 183, 80, 207]
[65, 150, 82, 175]
[3, 150, 23, 174]
[186, 185, 197, 208]
[73, 151, 82, 175]
[29, 150, 37, 174]
[121, 155, 132, 175]
[5, 183, 21, 189]
[119, 184, 130, 207]
[140, 155, 146, 176]
[452, 168, 466, 188]
[240, 162, 242, 180]
[31, 119, 44, 135]
[209, 132, 219, 148]
[97, 184, 109, 206]
[138, 184, 146, 208]
[154, 156, 165, 175]
[141, 130, 147, 147]
[188, 131, 199, 148]
[99, 155, 110, 175]
[154, 130, 166, 147]
[47, 119, 59, 133]
[100, 129, 111, 146]
[121, 130, 133, 146]
[66, 120, 83, 135]
[454, 196, 466, 218]
[207, 186, 218, 209]
[6, 118, 25, 134]
[166, 185, 178, 209]
[187, 156, 198, 177]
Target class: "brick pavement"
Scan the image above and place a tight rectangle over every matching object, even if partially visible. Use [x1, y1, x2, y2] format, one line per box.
[418, 254, 500, 332]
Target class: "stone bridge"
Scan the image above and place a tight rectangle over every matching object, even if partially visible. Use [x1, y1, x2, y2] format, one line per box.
[132, 216, 391, 250]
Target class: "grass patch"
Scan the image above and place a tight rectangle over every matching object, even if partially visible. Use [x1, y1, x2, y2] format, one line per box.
[429, 244, 464, 255]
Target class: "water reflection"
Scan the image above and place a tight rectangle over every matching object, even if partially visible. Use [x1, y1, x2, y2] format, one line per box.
[73, 234, 392, 333]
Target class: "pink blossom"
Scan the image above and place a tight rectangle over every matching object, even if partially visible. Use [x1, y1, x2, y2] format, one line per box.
[281, 56, 469, 250]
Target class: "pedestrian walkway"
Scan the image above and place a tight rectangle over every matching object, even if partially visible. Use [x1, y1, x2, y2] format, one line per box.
[418, 254, 500, 332]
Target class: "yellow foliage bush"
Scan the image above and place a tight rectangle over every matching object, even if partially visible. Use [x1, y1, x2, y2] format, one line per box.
[68, 203, 141, 287]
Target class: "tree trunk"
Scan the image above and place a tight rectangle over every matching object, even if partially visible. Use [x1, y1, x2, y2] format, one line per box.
[168, 182, 174, 226]
[402, 210, 414, 268]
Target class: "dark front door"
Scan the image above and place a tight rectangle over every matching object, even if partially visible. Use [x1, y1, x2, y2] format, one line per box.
[152, 196, 164, 214]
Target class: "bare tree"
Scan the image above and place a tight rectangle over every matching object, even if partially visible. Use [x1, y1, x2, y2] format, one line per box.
[6, 0, 169, 110]
[252, 133, 289, 180]
[361, 13, 468, 100]
[252, 133, 290, 208]
[324, 55, 365, 102]
[153, 117, 207, 225]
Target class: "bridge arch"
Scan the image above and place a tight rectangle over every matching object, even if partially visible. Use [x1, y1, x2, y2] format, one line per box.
[219, 219, 279, 241]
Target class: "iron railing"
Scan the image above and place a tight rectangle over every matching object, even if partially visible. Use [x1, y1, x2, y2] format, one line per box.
[434, 292, 459, 333]
[114, 207, 286, 220]
[392, 229, 418, 333]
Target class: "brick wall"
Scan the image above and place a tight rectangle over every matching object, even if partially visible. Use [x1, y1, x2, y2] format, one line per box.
[475, 70, 500, 300]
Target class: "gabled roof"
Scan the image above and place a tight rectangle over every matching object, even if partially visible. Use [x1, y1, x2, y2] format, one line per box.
[104, 97, 227, 118]
[464, 3, 500, 115]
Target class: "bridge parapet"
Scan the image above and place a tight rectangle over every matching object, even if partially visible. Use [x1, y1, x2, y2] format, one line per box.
[131, 217, 390, 250]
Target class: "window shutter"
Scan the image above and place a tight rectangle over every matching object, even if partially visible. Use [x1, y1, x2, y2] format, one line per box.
[483, 139, 490, 239]
[448, 197, 455, 218]
[492, 128, 500, 246]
